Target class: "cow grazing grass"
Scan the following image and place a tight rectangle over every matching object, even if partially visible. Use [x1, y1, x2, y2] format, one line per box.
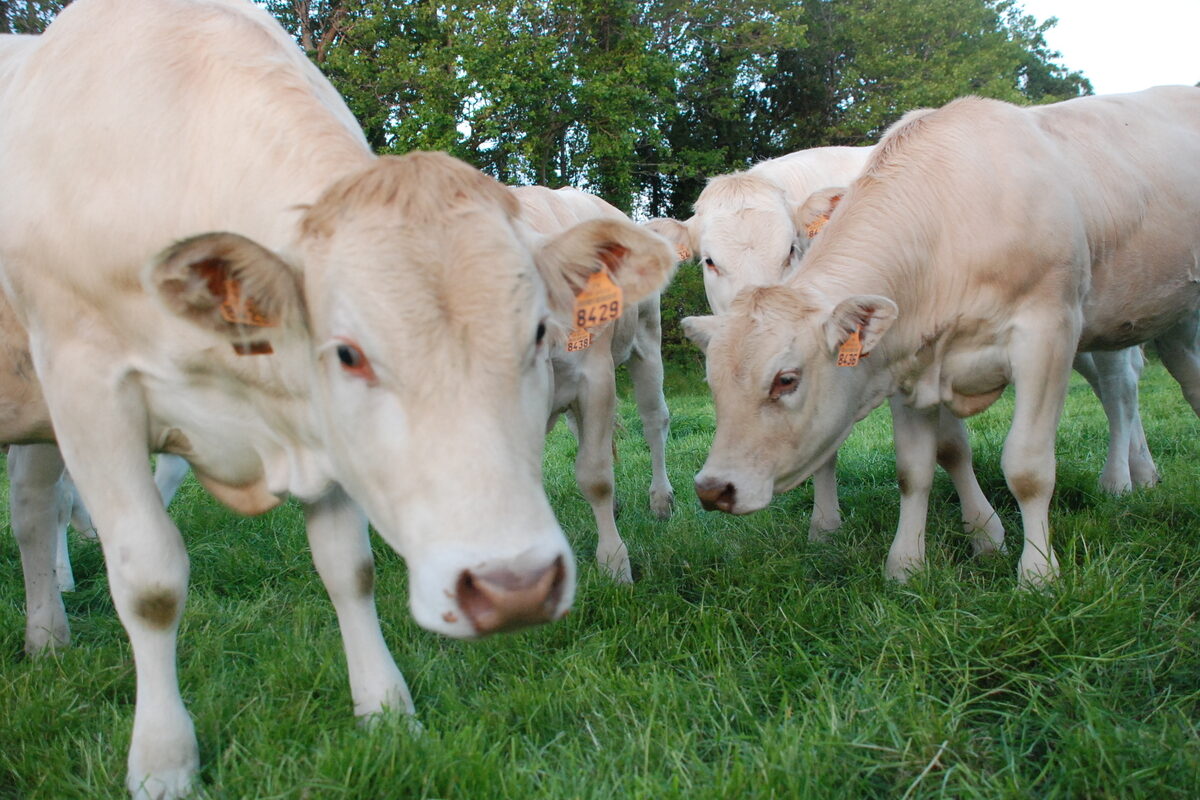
[1, 358, 1198, 798]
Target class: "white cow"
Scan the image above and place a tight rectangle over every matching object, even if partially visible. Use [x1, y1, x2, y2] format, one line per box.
[0, 3, 676, 799]
[684, 87, 1200, 586]
[653, 145, 1163, 546]
[511, 185, 676, 582]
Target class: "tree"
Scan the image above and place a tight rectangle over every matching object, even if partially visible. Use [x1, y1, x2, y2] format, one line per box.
[1, 0, 68, 33]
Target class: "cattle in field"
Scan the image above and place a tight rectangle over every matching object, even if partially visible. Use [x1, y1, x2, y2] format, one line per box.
[511, 185, 676, 583]
[0, 2, 676, 798]
[650, 146, 1005, 544]
[684, 87, 1200, 586]
[651, 143, 1165, 555]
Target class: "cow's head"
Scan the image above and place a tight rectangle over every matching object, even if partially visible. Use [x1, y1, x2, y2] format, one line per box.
[684, 285, 897, 514]
[650, 174, 826, 314]
[146, 152, 677, 638]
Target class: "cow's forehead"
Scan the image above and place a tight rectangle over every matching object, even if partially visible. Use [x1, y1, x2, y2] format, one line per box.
[701, 207, 794, 263]
[298, 154, 542, 377]
[712, 286, 825, 380]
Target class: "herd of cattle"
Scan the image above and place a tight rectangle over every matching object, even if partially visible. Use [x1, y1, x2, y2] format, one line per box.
[0, 0, 1197, 797]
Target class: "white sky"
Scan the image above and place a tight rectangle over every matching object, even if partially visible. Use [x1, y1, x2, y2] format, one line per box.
[1015, 0, 1200, 94]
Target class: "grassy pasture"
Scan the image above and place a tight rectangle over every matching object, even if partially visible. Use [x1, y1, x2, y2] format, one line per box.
[1, 359, 1199, 798]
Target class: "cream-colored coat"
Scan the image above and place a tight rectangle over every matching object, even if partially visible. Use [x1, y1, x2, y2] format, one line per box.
[687, 87, 1200, 586]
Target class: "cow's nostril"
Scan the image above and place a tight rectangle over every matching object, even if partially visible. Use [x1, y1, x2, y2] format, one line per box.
[695, 477, 737, 512]
[456, 555, 566, 635]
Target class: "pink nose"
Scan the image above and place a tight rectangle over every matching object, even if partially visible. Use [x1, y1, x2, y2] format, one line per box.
[456, 555, 568, 635]
[695, 476, 737, 512]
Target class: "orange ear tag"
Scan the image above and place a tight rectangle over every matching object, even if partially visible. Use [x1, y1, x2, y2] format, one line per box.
[675, 243, 693, 262]
[566, 328, 594, 352]
[573, 269, 624, 333]
[837, 328, 864, 367]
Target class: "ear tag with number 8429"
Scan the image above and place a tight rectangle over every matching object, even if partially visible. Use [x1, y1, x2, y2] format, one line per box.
[568, 269, 623, 351]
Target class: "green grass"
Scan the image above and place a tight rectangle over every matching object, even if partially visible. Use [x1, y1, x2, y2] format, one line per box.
[2, 358, 1199, 798]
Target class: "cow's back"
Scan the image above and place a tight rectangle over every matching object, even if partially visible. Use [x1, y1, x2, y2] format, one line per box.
[0, 0, 369, 317]
[1032, 87, 1200, 347]
[748, 146, 875, 206]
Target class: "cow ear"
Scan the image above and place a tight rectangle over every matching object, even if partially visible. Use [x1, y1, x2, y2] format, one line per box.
[682, 315, 721, 353]
[535, 217, 678, 318]
[795, 187, 847, 241]
[145, 232, 305, 345]
[823, 295, 898, 356]
[642, 217, 695, 263]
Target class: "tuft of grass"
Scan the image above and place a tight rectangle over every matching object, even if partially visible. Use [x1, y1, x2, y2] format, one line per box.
[1, 358, 1198, 798]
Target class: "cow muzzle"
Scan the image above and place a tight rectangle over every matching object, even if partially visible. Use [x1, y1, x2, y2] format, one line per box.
[455, 555, 568, 635]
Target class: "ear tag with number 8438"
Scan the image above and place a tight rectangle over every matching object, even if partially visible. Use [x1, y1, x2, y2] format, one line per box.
[568, 269, 623, 351]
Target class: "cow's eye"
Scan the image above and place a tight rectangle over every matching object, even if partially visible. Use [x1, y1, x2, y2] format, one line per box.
[770, 369, 800, 400]
[704, 257, 720, 276]
[335, 341, 376, 382]
[535, 322, 547, 346]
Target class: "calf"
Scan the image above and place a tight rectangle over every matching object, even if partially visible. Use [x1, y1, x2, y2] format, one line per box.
[685, 87, 1200, 585]
[513, 185, 676, 582]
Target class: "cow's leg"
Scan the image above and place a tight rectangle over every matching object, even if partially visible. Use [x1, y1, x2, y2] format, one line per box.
[1121, 347, 1159, 487]
[1086, 348, 1159, 492]
[626, 328, 674, 520]
[9, 444, 71, 652]
[154, 454, 191, 507]
[808, 455, 841, 543]
[62, 470, 98, 540]
[38, 352, 197, 800]
[885, 398, 938, 581]
[1156, 313, 1200, 417]
[1004, 322, 1074, 586]
[302, 486, 414, 719]
[934, 409, 1006, 556]
[572, 350, 631, 583]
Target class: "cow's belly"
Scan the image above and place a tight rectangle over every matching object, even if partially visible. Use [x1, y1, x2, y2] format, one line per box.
[1080, 237, 1200, 350]
[1080, 284, 1200, 350]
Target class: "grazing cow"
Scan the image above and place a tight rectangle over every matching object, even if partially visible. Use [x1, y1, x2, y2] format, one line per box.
[0, 2, 676, 798]
[657, 146, 1162, 499]
[511, 185, 676, 582]
[684, 87, 1200, 586]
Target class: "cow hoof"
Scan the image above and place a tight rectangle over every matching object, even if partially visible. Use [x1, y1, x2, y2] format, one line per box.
[884, 555, 923, 583]
[24, 629, 70, 657]
[596, 543, 633, 584]
[650, 489, 675, 520]
[1130, 465, 1161, 490]
[808, 514, 841, 543]
[127, 762, 196, 800]
[358, 709, 423, 736]
[1098, 472, 1133, 495]
[1017, 552, 1060, 589]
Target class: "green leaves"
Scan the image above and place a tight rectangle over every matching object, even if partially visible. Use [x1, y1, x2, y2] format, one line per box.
[257, 0, 1088, 217]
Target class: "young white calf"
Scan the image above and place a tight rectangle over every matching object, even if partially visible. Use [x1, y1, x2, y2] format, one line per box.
[512, 185, 676, 582]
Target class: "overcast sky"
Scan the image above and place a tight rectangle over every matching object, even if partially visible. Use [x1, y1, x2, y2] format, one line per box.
[1015, 0, 1200, 94]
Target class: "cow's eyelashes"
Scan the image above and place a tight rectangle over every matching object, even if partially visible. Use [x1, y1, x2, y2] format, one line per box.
[703, 257, 721, 276]
[335, 340, 377, 382]
[769, 369, 801, 400]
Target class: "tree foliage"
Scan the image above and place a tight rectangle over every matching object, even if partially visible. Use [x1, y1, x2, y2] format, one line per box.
[8, 0, 1091, 215]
